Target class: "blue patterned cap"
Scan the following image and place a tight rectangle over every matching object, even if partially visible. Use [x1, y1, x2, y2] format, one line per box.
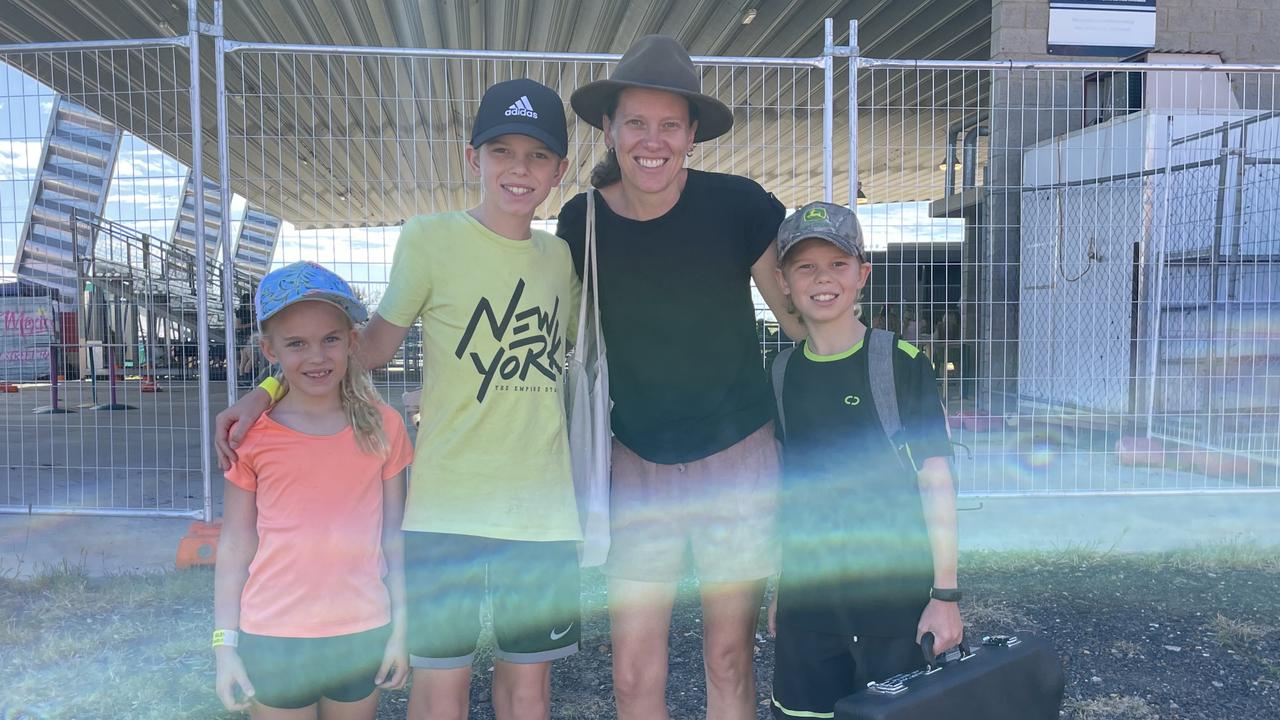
[255, 261, 368, 329]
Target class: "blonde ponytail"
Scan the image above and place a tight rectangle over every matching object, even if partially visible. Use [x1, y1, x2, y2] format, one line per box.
[341, 349, 388, 456]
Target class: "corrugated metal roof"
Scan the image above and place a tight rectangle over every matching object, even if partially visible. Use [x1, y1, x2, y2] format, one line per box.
[0, 1, 991, 223]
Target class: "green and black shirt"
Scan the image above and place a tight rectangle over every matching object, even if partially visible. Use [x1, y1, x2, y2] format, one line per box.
[774, 333, 952, 639]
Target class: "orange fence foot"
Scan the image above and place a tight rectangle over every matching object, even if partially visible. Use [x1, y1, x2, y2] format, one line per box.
[176, 520, 221, 569]
[0, 383, 19, 393]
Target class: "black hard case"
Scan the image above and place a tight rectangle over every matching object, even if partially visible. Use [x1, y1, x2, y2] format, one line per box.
[834, 634, 1065, 720]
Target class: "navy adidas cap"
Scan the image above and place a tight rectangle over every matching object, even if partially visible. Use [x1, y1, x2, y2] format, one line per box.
[471, 78, 569, 158]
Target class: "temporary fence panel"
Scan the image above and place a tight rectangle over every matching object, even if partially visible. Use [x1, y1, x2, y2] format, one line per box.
[1153, 113, 1280, 465]
[1, 36, 210, 518]
[854, 52, 1280, 495]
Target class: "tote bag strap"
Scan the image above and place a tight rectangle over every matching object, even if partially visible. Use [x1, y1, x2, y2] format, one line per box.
[577, 191, 602, 350]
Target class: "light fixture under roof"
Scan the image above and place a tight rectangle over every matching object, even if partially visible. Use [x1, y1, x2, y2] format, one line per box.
[741, 8, 757, 25]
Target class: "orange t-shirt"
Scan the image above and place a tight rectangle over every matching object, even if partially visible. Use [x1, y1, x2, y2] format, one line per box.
[226, 403, 414, 638]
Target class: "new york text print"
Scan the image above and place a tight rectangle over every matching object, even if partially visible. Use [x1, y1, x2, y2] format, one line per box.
[455, 279, 564, 403]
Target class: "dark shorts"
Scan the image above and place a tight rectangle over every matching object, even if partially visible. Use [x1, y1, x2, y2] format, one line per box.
[404, 531, 580, 669]
[238, 624, 390, 709]
[771, 622, 922, 719]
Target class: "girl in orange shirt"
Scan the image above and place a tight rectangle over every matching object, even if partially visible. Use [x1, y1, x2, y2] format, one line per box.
[213, 261, 415, 719]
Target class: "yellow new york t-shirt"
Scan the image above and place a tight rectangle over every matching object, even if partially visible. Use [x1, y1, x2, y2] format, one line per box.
[378, 211, 581, 541]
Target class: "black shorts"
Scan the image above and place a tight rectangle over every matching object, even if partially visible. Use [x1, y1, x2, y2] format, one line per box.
[238, 624, 390, 709]
[771, 622, 922, 719]
[404, 531, 580, 669]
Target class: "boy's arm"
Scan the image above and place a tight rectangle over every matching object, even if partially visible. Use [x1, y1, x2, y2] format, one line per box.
[915, 456, 963, 650]
[375, 468, 410, 689]
[752, 243, 808, 342]
[213, 481, 258, 710]
[359, 313, 412, 371]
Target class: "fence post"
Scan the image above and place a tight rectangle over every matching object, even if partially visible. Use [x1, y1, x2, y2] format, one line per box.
[214, 0, 238, 404]
[1146, 114, 1175, 439]
[848, 19, 859, 210]
[822, 18, 834, 203]
[189, 0, 215, 524]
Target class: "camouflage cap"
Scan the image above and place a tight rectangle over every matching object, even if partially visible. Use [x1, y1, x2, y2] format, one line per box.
[776, 201, 866, 262]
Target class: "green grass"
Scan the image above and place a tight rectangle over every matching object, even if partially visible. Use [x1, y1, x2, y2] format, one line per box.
[959, 597, 1038, 632]
[1208, 613, 1276, 648]
[0, 563, 226, 720]
[2, 544, 1277, 719]
[1064, 694, 1160, 720]
[964, 539, 1280, 575]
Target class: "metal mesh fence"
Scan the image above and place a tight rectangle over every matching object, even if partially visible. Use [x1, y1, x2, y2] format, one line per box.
[3, 21, 1279, 516]
[858, 61, 1280, 494]
[1, 41, 208, 516]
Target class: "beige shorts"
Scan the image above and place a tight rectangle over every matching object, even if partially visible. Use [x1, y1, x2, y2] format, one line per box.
[604, 422, 780, 583]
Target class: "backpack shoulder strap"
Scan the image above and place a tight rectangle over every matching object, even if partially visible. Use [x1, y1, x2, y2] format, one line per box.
[771, 345, 797, 438]
[867, 328, 903, 444]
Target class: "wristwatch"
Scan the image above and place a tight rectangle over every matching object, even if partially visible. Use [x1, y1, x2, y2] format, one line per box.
[929, 587, 962, 602]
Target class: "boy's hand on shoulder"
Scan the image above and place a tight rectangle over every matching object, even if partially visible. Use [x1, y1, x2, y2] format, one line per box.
[214, 647, 255, 711]
[916, 599, 964, 654]
[376, 629, 410, 690]
[214, 388, 273, 471]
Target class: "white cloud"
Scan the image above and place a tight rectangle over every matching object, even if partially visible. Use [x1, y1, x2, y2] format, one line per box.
[858, 201, 963, 251]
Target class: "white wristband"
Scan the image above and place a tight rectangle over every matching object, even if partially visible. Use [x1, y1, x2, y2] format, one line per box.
[212, 628, 240, 649]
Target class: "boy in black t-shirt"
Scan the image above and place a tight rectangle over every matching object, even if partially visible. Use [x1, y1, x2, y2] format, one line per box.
[766, 202, 964, 719]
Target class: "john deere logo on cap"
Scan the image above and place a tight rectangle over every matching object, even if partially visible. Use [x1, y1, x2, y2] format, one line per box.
[803, 207, 828, 222]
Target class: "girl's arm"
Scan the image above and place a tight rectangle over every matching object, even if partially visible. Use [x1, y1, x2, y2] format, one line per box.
[375, 469, 410, 689]
[213, 481, 259, 711]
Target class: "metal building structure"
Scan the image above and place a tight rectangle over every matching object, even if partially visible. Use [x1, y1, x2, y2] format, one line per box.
[10, 96, 122, 302]
[169, 173, 224, 265]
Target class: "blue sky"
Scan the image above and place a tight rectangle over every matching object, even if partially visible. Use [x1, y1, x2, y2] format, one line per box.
[2, 61, 961, 298]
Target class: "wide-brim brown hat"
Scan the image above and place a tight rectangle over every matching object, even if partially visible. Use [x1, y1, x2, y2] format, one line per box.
[571, 35, 734, 143]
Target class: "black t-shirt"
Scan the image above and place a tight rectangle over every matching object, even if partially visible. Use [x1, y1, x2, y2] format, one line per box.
[556, 170, 785, 464]
[775, 335, 952, 638]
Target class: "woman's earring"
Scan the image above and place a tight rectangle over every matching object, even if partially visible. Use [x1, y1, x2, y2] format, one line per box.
[686, 147, 695, 158]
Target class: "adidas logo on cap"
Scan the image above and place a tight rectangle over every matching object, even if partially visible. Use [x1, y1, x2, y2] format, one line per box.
[504, 95, 538, 119]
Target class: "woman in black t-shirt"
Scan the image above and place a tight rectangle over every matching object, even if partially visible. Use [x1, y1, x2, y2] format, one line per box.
[556, 35, 804, 720]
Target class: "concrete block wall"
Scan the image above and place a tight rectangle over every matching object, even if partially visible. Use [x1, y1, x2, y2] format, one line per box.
[992, 0, 1280, 62]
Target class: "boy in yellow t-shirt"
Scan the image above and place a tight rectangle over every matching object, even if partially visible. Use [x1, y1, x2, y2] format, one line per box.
[214, 78, 581, 719]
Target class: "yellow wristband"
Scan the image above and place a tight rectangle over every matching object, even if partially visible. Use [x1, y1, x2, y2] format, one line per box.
[212, 628, 239, 649]
[258, 376, 284, 403]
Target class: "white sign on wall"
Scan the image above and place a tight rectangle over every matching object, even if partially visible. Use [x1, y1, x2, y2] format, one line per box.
[1049, 1, 1157, 57]
[0, 296, 57, 380]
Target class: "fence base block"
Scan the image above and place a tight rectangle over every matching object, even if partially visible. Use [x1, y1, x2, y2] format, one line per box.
[176, 521, 221, 570]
